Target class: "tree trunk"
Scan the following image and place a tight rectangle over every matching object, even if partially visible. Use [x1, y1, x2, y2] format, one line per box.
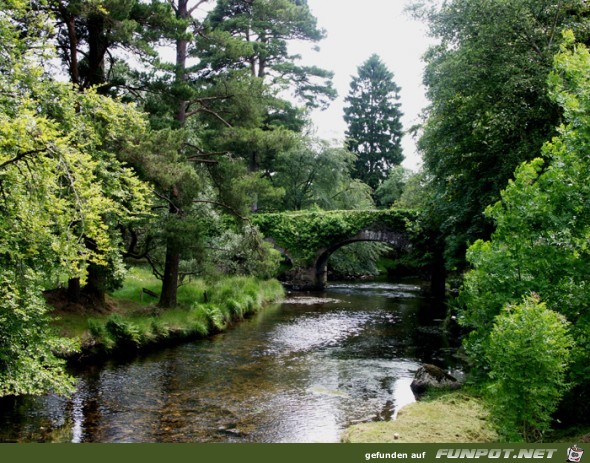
[83, 262, 107, 309]
[158, 0, 192, 308]
[85, 13, 108, 91]
[159, 239, 180, 308]
[430, 244, 446, 300]
[57, 5, 80, 86]
[67, 277, 81, 303]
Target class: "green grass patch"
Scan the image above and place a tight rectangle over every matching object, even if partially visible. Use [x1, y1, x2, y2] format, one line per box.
[52, 267, 284, 356]
[109, 266, 164, 305]
[341, 391, 498, 443]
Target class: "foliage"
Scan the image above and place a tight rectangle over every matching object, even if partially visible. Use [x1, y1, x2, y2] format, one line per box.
[207, 224, 282, 279]
[212, 124, 299, 179]
[460, 32, 590, 330]
[114, 0, 333, 306]
[0, 0, 151, 396]
[110, 0, 299, 306]
[44, 0, 163, 93]
[414, 0, 590, 270]
[344, 54, 404, 190]
[266, 138, 373, 211]
[328, 242, 390, 279]
[485, 295, 574, 441]
[459, 32, 590, 425]
[253, 209, 417, 265]
[198, 0, 336, 109]
[396, 170, 432, 209]
[85, 273, 284, 352]
[0, 271, 78, 397]
[375, 166, 412, 208]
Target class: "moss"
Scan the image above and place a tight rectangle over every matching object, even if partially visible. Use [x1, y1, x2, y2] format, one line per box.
[341, 392, 498, 443]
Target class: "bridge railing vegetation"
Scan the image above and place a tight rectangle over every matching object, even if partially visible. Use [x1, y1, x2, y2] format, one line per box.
[252, 209, 420, 265]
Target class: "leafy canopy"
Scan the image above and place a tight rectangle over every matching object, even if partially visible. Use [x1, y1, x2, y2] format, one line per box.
[414, 0, 590, 269]
[459, 31, 590, 423]
[0, 0, 151, 396]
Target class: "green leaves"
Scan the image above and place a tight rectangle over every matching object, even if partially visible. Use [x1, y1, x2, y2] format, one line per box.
[0, 269, 79, 397]
[269, 139, 373, 211]
[253, 209, 417, 265]
[485, 295, 573, 441]
[0, 1, 151, 396]
[415, 0, 589, 268]
[459, 33, 590, 430]
[199, 0, 335, 109]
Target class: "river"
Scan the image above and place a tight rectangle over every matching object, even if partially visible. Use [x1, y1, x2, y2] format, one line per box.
[0, 281, 461, 443]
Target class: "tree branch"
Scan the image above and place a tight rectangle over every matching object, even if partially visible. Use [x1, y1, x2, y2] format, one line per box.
[185, 106, 233, 127]
[167, 0, 178, 13]
[188, 0, 210, 15]
[193, 199, 248, 222]
[154, 190, 181, 214]
[0, 148, 46, 170]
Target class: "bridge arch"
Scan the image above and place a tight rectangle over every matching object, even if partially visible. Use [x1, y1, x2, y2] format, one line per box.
[252, 209, 418, 290]
[313, 228, 412, 289]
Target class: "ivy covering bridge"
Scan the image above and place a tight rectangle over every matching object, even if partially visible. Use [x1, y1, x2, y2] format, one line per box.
[253, 209, 421, 289]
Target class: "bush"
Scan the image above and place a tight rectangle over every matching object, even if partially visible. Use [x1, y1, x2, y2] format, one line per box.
[485, 295, 574, 441]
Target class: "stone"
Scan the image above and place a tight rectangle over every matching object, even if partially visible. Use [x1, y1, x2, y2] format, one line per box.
[410, 364, 460, 397]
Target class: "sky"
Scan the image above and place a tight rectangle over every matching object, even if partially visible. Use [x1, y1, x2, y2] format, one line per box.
[294, 0, 435, 171]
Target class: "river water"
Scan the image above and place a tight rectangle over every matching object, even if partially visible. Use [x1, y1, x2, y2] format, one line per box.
[0, 281, 461, 443]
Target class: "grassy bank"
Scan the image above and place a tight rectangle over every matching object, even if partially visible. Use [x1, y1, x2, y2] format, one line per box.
[341, 388, 590, 443]
[51, 267, 284, 358]
[342, 391, 498, 443]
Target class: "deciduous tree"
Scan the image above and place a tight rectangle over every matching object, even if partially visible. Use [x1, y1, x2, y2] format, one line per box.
[0, 0, 151, 395]
[414, 0, 590, 269]
[459, 32, 590, 424]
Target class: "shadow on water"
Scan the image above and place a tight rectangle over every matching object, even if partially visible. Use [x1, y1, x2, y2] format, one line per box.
[0, 281, 462, 443]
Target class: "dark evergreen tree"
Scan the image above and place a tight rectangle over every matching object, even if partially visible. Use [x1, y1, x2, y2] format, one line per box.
[343, 54, 404, 191]
[197, 0, 336, 111]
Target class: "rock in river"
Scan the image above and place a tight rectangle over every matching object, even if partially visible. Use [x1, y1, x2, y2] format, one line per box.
[410, 364, 460, 397]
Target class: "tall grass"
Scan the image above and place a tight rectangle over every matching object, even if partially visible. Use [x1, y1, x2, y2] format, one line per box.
[72, 268, 284, 355]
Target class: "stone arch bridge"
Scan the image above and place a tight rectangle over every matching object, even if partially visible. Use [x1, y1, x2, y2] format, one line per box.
[252, 209, 427, 291]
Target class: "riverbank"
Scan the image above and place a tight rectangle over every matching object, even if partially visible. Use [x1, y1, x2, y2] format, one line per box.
[49, 267, 285, 360]
[342, 391, 498, 443]
[342, 389, 590, 444]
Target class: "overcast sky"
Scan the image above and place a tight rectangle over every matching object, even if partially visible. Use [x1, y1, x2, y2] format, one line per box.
[295, 0, 434, 171]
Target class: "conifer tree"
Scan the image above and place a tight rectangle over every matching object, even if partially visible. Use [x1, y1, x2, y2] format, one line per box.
[344, 54, 404, 191]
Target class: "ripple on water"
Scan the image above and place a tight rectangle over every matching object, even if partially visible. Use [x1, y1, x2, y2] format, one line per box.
[281, 297, 343, 305]
[328, 282, 422, 299]
[264, 310, 371, 355]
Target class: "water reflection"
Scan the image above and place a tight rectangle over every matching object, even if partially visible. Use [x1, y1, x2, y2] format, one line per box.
[0, 281, 459, 443]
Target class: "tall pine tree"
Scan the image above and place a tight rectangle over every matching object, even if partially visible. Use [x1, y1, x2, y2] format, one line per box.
[344, 54, 404, 191]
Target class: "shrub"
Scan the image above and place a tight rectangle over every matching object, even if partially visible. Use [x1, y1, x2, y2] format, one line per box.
[485, 295, 574, 441]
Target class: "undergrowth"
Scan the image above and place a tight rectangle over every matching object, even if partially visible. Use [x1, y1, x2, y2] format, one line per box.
[56, 267, 284, 356]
